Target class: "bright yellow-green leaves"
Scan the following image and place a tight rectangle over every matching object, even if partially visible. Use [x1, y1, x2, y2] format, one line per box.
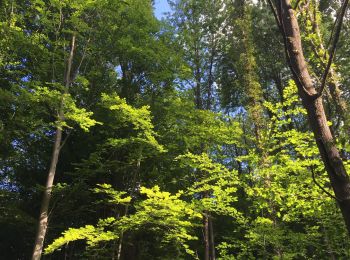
[177, 153, 242, 219]
[264, 80, 307, 127]
[32, 86, 100, 131]
[101, 93, 165, 153]
[45, 92, 245, 257]
[46, 185, 201, 257]
[117, 185, 201, 257]
[44, 218, 118, 254]
[235, 80, 335, 258]
[93, 184, 131, 204]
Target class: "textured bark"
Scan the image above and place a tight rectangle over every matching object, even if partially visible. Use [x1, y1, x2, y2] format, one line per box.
[277, 0, 350, 234]
[32, 35, 76, 260]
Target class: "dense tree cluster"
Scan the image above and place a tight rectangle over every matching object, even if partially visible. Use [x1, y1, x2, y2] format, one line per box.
[1, 0, 350, 259]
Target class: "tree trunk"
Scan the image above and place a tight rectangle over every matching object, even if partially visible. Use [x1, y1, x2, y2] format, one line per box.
[194, 44, 202, 110]
[277, 0, 350, 234]
[32, 126, 63, 260]
[206, 39, 215, 110]
[116, 157, 141, 260]
[209, 217, 216, 260]
[32, 34, 76, 260]
[203, 212, 210, 260]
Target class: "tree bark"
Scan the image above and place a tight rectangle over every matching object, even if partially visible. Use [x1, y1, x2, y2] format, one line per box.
[32, 34, 76, 260]
[276, 0, 350, 234]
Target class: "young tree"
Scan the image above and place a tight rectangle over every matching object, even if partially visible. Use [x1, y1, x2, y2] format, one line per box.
[31, 0, 101, 257]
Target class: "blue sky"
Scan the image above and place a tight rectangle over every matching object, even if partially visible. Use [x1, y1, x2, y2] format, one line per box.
[154, 0, 171, 19]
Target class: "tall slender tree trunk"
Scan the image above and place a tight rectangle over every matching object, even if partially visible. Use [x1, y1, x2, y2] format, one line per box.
[194, 44, 202, 110]
[203, 212, 210, 260]
[209, 217, 216, 260]
[116, 157, 141, 260]
[32, 34, 76, 260]
[206, 40, 215, 110]
[275, 0, 350, 234]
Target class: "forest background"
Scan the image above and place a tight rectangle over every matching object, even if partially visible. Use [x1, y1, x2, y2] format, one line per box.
[1, 0, 350, 259]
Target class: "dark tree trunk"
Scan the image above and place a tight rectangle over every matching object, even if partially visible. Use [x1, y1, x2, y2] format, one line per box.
[207, 41, 215, 110]
[209, 217, 216, 260]
[203, 212, 210, 260]
[276, 0, 350, 234]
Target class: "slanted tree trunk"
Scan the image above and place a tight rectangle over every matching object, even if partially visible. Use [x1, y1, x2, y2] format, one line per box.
[273, 0, 350, 234]
[32, 122, 63, 260]
[32, 34, 76, 260]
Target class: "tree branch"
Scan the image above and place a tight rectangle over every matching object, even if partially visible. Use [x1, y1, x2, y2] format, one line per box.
[267, 0, 282, 30]
[272, 0, 314, 97]
[311, 166, 340, 201]
[317, 0, 349, 97]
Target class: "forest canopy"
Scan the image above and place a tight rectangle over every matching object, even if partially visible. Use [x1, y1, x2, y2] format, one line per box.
[1, 0, 350, 259]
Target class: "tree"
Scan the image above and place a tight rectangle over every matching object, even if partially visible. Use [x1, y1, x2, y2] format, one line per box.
[268, 0, 350, 233]
[31, 0, 101, 257]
